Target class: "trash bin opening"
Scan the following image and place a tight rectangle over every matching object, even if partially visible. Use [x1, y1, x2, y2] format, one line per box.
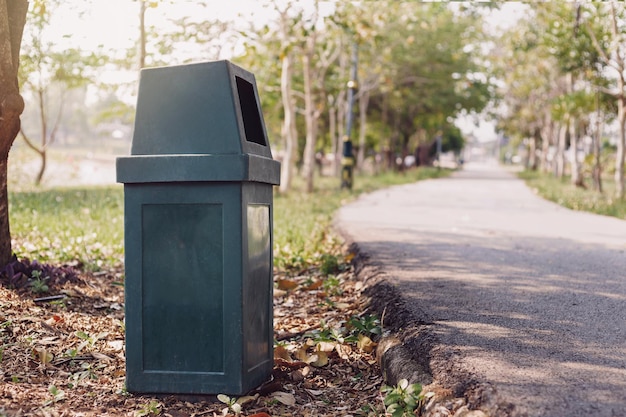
[235, 76, 267, 147]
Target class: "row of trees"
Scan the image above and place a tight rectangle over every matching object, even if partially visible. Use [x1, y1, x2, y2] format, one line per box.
[8, 1, 626, 265]
[235, 1, 491, 192]
[14, 1, 493, 191]
[496, 2, 626, 198]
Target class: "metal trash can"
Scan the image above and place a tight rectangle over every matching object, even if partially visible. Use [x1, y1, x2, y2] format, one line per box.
[116, 60, 280, 395]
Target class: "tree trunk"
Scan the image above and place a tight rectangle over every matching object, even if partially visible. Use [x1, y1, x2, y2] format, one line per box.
[356, 90, 370, 172]
[279, 53, 298, 194]
[616, 95, 626, 199]
[593, 113, 603, 193]
[556, 123, 567, 179]
[334, 90, 346, 177]
[301, 44, 317, 194]
[328, 95, 336, 176]
[570, 119, 583, 187]
[527, 136, 535, 170]
[0, 0, 28, 266]
[540, 119, 553, 173]
[139, 0, 147, 69]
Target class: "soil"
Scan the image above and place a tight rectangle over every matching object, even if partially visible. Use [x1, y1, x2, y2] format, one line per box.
[0, 251, 386, 417]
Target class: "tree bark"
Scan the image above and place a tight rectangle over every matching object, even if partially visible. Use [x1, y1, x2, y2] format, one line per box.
[616, 93, 626, 198]
[540, 118, 553, 173]
[569, 119, 582, 186]
[0, 0, 28, 266]
[301, 40, 317, 194]
[279, 52, 298, 194]
[356, 90, 370, 172]
[139, 0, 147, 69]
[556, 123, 567, 179]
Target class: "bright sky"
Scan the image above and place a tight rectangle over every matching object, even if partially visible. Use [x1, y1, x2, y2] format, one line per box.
[48, 0, 334, 58]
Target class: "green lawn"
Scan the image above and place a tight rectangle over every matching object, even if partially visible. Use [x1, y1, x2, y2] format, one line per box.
[518, 169, 626, 220]
[8, 167, 451, 272]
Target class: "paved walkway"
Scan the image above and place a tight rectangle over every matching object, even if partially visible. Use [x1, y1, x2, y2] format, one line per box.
[336, 161, 626, 417]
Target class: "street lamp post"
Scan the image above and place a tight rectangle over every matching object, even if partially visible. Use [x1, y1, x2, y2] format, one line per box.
[341, 43, 358, 190]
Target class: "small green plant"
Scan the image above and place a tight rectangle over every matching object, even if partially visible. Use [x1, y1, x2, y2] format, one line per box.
[348, 314, 382, 338]
[75, 330, 107, 352]
[217, 394, 243, 415]
[305, 321, 347, 343]
[319, 253, 340, 275]
[381, 378, 424, 417]
[29, 270, 49, 294]
[322, 275, 342, 296]
[69, 362, 105, 387]
[217, 393, 258, 416]
[50, 299, 66, 309]
[134, 400, 161, 417]
[43, 385, 66, 406]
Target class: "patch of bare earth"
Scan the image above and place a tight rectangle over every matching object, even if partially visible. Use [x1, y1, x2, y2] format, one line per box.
[0, 252, 385, 417]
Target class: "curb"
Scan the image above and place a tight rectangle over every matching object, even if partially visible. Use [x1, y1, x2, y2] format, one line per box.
[344, 240, 524, 417]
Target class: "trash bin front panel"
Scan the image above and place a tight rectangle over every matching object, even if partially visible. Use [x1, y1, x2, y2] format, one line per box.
[141, 203, 224, 373]
[124, 183, 245, 394]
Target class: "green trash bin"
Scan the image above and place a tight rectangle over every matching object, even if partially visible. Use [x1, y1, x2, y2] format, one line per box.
[116, 60, 280, 395]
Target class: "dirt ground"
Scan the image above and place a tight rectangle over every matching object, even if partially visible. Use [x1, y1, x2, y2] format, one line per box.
[0, 252, 387, 417]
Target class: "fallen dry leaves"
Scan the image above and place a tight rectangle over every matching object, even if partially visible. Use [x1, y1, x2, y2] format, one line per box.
[0, 251, 386, 417]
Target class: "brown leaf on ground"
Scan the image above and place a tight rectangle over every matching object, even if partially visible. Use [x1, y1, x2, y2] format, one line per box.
[0, 253, 386, 416]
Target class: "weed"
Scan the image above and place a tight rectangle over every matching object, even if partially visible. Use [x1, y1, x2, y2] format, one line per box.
[217, 393, 259, 416]
[43, 385, 65, 406]
[323, 275, 342, 296]
[348, 314, 382, 338]
[305, 321, 347, 344]
[29, 270, 49, 294]
[134, 400, 161, 417]
[75, 330, 107, 352]
[319, 253, 340, 275]
[69, 362, 105, 386]
[381, 378, 424, 417]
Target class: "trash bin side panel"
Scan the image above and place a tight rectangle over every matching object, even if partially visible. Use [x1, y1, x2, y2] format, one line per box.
[141, 203, 224, 373]
[242, 183, 274, 383]
[131, 62, 241, 156]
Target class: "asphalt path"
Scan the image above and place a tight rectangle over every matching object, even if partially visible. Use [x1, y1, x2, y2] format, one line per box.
[336, 161, 626, 417]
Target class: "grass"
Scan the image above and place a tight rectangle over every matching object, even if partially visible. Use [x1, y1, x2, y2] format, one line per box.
[9, 186, 125, 270]
[518, 169, 626, 220]
[273, 168, 451, 270]
[8, 167, 451, 271]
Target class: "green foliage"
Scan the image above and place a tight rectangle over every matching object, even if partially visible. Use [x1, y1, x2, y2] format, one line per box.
[43, 385, 65, 407]
[305, 321, 348, 344]
[134, 400, 161, 417]
[319, 253, 341, 275]
[28, 270, 49, 294]
[322, 275, 342, 296]
[381, 379, 424, 417]
[348, 314, 382, 339]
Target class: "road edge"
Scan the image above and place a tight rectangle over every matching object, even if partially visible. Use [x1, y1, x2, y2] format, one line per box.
[338, 226, 524, 417]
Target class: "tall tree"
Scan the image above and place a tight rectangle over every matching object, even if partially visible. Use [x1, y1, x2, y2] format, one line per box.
[19, 0, 98, 185]
[582, 2, 626, 198]
[0, 0, 28, 266]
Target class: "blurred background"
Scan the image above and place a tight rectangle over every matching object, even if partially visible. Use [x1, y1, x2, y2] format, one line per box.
[12, 1, 624, 198]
